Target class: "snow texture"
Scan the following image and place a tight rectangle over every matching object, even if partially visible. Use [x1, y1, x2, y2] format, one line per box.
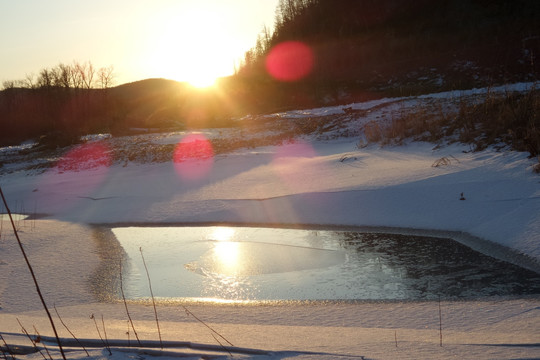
[1, 83, 539, 359]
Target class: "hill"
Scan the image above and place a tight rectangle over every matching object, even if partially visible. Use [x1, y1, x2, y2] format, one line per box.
[1, 0, 539, 146]
[237, 0, 540, 107]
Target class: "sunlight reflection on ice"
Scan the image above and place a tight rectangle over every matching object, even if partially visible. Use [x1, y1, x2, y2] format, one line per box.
[113, 226, 346, 302]
[187, 241, 345, 276]
[111, 226, 540, 303]
[0, 213, 28, 221]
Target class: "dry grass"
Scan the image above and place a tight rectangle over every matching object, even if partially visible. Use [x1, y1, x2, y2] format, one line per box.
[432, 156, 460, 167]
[371, 87, 540, 159]
[3, 87, 539, 175]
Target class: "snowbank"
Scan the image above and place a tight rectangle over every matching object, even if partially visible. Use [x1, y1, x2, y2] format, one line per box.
[1, 85, 539, 359]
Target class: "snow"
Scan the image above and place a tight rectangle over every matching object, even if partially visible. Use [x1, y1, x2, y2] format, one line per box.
[1, 84, 539, 359]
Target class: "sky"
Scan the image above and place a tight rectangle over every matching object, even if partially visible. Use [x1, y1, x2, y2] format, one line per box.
[0, 0, 279, 87]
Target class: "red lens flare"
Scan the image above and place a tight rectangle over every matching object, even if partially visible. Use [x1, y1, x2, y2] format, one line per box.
[55, 142, 112, 172]
[34, 141, 112, 213]
[266, 41, 314, 82]
[173, 133, 214, 180]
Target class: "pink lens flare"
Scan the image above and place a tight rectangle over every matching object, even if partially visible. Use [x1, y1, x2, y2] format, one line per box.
[33, 141, 112, 213]
[55, 142, 112, 172]
[266, 41, 314, 82]
[173, 133, 214, 180]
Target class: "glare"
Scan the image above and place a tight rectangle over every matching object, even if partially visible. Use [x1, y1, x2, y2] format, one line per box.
[209, 227, 240, 275]
[209, 227, 236, 242]
[187, 73, 217, 88]
[143, 4, 244, 86]
[213, 241, 241, 275]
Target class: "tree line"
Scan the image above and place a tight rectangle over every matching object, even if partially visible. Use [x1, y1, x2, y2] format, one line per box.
[0, 61, 118, 146]
[237, 0, 539, 95]
[2, 61, 114, 91]
[237, 0, 317, 77]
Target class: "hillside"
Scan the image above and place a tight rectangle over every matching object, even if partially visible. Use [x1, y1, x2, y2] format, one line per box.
[239, 0, 540, 104]
[1, 0, 539, 146]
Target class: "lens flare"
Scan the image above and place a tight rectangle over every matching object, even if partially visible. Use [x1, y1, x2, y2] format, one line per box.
[173, 133, 214, 180]
[265, 41, 314, 81]
[55, 142, 111, 172]
[33, 141, 112, 213]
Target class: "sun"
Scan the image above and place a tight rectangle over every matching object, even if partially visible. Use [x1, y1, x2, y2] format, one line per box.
[143, 3, 244, 87]
[187, 72, 217, 88]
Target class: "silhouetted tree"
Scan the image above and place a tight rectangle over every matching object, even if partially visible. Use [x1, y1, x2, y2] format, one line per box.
[97, 66, 115, 89]
[0, 60, 117, 145]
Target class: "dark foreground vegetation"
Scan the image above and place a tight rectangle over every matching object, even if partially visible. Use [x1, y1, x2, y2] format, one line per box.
[1, 0, 539, 158]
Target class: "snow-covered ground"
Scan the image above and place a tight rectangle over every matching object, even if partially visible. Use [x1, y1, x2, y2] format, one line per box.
[1, 84, 539, 359]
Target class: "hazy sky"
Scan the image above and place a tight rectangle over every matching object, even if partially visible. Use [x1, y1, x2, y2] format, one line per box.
[0, 0, 279, 86]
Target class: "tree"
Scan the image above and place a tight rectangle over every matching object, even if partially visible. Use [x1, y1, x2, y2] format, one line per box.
[74, 61, 96, 89]
[2, 80, 15, 90]
[37, 68, 53, 88]
[23, 73, 37, 89]
[97, 66, 114, 89]
[54, 63, 72, 88]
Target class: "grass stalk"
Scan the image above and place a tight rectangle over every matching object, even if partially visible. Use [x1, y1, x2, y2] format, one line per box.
[439, 296, 443, 347]
[0, 186, 66, 360]
[139, 247, 163, 349]
[33, 326, 53, 360]
[90, 314, 111, 355]
[126, 320, 131, 347]
[182, 306, 234, 347]
[100, 315, 110, 353]
[54, 305, 89, 357]
[210, 333, 233, 357]
[16, 319, 48, 360]
[0, 334, 15, 360]
[119, 258, 142, 346]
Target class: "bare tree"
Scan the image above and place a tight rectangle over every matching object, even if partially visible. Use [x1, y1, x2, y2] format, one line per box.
[54, 63, 72, 88]
[97, 65, 115, 89]
[23, 73, 37, 89]
[71, 61, 84, 88]
[37, 68, 53, 88]
[2, 80, 15, 90]
[83, 61, 95, 89]
[49, 66, 61, 88]
[73, 61, 96, 89]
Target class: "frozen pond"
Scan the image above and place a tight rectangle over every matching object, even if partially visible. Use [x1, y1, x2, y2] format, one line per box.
[111, 226, 540, 302]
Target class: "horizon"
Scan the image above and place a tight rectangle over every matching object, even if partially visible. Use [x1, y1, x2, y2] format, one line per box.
[0, 0, 278, 87]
